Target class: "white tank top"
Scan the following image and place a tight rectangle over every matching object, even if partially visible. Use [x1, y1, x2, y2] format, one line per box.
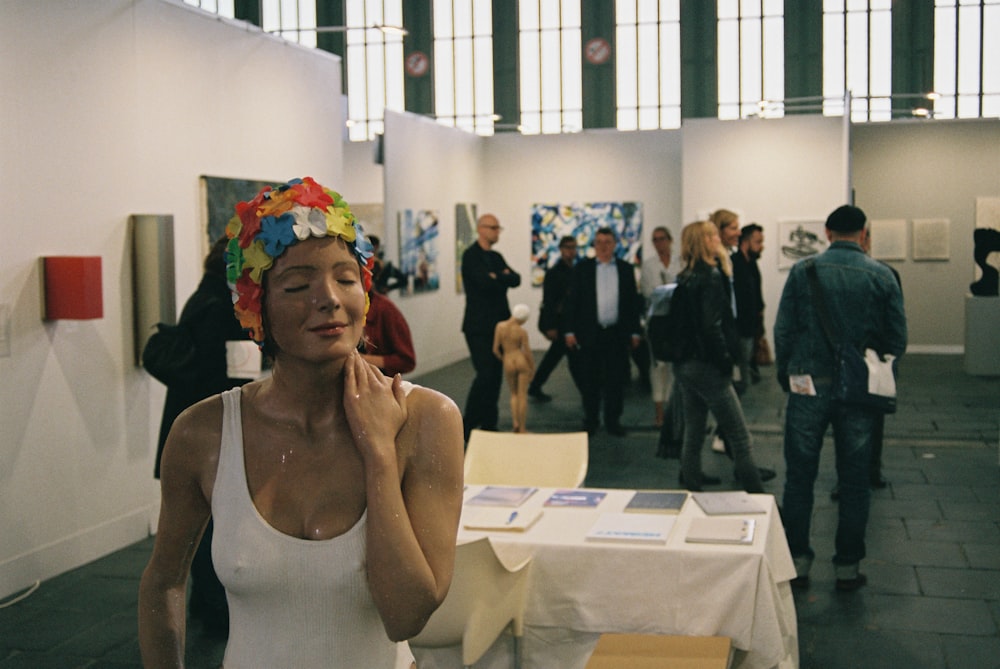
[212, 387, 408, 668]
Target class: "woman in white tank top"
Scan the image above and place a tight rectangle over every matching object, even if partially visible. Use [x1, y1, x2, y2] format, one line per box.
[138, 178, 465, 668]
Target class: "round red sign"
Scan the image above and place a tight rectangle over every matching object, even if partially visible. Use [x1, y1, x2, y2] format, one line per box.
[584, 37, 611, 65]
[405, 51, 429, 78]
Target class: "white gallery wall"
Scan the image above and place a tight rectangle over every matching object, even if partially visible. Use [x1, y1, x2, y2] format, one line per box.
[483, 128, 685, 352]
[682, 115, 850, 343]
[0, 0, 344, 599]
[379, 118, 684, 368]
[382, 110, 486, 372]
[852, 119, 1000, 351]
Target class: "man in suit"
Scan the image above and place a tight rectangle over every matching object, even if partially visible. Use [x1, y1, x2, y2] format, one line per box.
[461, 213, 521, 440]
[528, 235, 578, 402]
[563, 227, 642, 436]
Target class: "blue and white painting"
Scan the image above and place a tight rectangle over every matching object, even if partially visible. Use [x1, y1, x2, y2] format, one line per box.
[397, 209, 440, 295]
[530, 202, 643, 286]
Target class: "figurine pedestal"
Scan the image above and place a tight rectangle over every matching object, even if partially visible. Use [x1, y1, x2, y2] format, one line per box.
[964, 295, 1000, 376]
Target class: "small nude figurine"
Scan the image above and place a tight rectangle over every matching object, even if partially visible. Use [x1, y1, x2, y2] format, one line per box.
[492, 303, 536, 433]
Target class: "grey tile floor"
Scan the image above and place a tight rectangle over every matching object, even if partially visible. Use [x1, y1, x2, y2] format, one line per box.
[1, 354, 997, 668]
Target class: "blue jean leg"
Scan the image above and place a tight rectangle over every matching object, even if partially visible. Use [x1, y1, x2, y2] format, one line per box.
[782, 390, 874, 567]
[677, 360, 763, 492]
[831, 404, 875, 565]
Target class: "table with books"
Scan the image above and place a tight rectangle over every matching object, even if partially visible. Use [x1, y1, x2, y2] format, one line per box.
[412, 485, 798, 669]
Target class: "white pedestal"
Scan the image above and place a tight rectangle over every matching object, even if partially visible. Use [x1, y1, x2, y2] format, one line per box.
[964, 295, 1000, 376]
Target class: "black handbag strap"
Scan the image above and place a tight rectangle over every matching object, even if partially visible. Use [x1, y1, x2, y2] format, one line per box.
[804, 258, 840, 351]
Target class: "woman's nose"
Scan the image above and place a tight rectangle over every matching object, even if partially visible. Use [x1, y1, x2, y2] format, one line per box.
[312, 276, 340, 311]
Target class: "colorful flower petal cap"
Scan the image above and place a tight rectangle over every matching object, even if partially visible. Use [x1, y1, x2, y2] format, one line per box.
[225, 177, 375, 345]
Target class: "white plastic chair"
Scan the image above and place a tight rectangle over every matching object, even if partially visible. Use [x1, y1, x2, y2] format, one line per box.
[409, 537, 532, 669]
[464, 429, 589, 488]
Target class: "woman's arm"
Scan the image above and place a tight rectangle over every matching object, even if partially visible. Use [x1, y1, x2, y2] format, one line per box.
[520, 327, 535, 373]
[343, 352, 464, 640]
[139, 401, 222, 668]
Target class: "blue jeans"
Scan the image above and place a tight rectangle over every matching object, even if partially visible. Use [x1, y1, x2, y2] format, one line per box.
[782, 387, 875, 568]
[675, 360, 763, 493]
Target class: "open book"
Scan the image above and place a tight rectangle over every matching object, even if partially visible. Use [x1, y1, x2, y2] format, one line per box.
[463, 507, 543, 532]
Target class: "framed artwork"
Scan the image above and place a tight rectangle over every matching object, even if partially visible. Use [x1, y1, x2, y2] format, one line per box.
[869, 219, 907, 260]
[397, 209, 440, 295]
[912, 218, 950, 261]
[200, 175, 279, 248]
[777, 220, 827, 270]
[530, 202, 643, 286]
[455, 203, 478, 293]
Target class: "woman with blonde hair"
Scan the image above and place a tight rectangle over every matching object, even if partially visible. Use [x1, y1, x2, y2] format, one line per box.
[672, 221, 764, 493]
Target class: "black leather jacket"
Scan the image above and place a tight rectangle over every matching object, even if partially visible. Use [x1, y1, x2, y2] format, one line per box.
[675, 260, 742, 375]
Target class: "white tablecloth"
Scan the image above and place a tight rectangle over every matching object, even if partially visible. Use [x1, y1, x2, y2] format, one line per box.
[413, 487, 798, 669]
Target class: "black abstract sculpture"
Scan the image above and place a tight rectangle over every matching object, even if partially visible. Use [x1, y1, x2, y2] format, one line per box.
[970, 227, 1000, 296]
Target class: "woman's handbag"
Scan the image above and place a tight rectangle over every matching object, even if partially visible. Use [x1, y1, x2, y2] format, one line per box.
[753, 334, 773, 366]
[805, 259, 898, 414]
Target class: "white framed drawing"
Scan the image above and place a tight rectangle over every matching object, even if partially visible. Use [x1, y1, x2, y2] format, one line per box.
[777, 220, 827, 270]
[912, 218, 950, 261]
[869, 219, 907, 260]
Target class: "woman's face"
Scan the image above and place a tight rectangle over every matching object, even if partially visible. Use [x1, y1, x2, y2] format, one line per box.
[263, 236, 366, 363]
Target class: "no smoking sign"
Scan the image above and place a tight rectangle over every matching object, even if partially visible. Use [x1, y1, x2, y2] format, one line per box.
[405, 51, 429, 78]
[584, 37, 611, 66]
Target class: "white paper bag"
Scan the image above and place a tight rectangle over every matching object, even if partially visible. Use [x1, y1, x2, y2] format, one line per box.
[865, 349, 896, 398]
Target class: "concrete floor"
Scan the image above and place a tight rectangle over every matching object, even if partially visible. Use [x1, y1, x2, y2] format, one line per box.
[1, 353, 997, 668]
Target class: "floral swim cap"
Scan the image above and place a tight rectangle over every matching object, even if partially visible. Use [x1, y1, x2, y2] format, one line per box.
[226, 177, 375, 345]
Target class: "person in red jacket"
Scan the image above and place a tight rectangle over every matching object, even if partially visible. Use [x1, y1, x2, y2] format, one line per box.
[362, 289, 416, 376]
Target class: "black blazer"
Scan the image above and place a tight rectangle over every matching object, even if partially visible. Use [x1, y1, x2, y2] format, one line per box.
[538, 259, 574, 334]
[561, 257, 642, 348]
[461, 242, 521, 335]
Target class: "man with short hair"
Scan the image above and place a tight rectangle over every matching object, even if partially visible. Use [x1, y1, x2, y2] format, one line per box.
[774, 204, 907, 592]
[528, 235, 578, 402]
[461, 213, 521, 440]
[731, 223, 765, 396]
[562, 227, 642, 436]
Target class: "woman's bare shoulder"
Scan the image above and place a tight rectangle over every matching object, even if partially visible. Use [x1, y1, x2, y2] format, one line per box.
[400, 383, 462, 453]
[404, 383, 460, 419]
[161, 393, 229, 475]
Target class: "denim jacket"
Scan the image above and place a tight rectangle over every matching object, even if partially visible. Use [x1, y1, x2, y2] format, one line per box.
[774, 241, 907, 383]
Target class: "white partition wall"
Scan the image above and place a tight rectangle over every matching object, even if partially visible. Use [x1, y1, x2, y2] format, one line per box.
[0, 0, 344, 599]
[484, 129, 685, 351]
[382, 111, 485, 372]
[682, 116, 850, 342]
[853, 119, 1000, 352]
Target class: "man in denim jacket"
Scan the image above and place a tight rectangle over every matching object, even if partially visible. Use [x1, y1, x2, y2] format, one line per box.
[774, 205, 907, 591]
